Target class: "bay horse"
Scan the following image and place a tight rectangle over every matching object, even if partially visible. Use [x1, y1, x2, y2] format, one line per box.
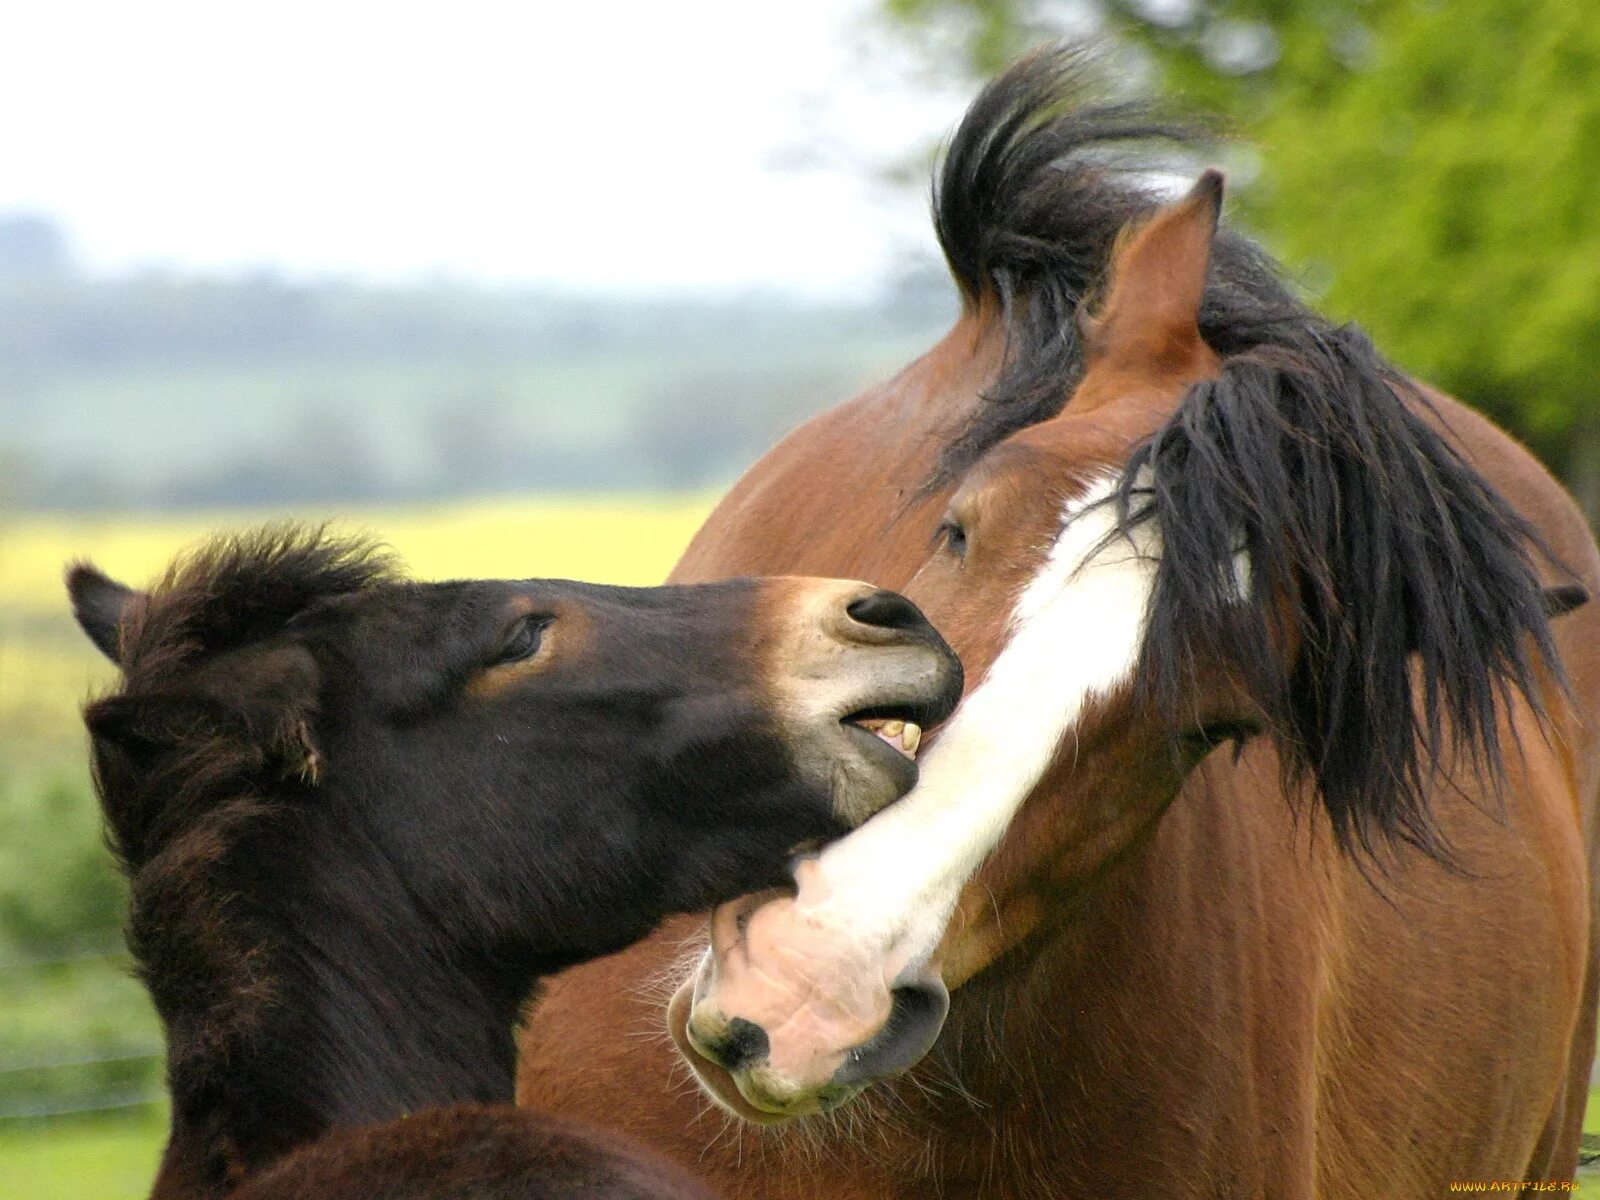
[516, 49, 1600, 1197]
[67, 525, 961, 1199]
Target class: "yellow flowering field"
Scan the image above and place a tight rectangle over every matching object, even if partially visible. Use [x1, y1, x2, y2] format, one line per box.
[0, 494, 716, 764]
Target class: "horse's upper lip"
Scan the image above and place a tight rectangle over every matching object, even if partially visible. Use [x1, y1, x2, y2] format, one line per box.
[668, 984, 795, 1125]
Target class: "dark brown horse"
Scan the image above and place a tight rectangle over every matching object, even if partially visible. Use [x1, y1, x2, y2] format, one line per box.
[68, 525, 961, 1199]
[518, 51, 1600, 1197]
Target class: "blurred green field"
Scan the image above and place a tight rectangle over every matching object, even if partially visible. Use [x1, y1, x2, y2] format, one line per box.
[0, 1110, 167, 1200]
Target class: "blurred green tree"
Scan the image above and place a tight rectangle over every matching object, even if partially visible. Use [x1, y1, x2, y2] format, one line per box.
[880, 0, 1600, 517]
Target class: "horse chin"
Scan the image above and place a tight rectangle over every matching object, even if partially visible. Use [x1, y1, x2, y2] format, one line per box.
[667, 980, 852, 1125]
[835, 724, 920, 821]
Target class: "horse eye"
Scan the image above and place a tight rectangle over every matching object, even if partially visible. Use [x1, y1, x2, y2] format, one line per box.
[1179, 720, 1258, 755]
[495, 616, 549, 665]
[935, 519, 969, 558]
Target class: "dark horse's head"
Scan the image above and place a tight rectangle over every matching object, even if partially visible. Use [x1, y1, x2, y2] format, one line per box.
[67, 525, 960, 1167]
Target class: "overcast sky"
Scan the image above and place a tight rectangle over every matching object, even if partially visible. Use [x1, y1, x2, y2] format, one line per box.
[1, 0, 968, 296]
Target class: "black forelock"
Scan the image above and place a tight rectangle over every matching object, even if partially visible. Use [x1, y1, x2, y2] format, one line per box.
[929, 43, 1308, 489]
[1110, 328, 1566, 863]
[120, 523, 398, 684]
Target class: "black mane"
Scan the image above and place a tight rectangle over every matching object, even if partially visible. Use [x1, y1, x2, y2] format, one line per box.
[83, 525, 395, 870]
[934, 45, 1567, 859]
[930, 44, 1307, 486]
[115, 524, 396, 685]
[1115, 333, 1562, 861]
[76, 527, 404, 1183]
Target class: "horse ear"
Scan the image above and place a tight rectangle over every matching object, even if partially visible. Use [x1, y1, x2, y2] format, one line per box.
[86, 642, 324, 797]
[67, 563, 143, 664]
[1079, 169, 1223, 372]
[180, 643, 326, 785]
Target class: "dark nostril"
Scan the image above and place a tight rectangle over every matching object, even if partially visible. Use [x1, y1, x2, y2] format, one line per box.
[846, 590, 935, 638]
[828, 974, 949, 1089]
[698, 1016, 770, 1073]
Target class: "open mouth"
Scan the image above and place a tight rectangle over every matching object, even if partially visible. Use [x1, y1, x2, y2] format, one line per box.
[841, 707, 924, 760]
[829, 702, 936, 819]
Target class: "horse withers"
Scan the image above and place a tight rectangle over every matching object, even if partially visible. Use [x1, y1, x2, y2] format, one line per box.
[518, 49, 1600, 1200]
[67, 526, 960, 1199]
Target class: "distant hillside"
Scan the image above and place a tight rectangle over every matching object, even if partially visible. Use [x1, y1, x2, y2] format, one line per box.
[0, 252, 954, 510]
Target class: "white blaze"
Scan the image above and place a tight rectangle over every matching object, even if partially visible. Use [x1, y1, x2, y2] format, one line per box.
[788, 475, 1160, 966]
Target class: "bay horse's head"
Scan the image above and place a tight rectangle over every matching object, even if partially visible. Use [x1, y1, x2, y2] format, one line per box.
[673, 167, 1579, 1120]
[68, 525, 961, 1015]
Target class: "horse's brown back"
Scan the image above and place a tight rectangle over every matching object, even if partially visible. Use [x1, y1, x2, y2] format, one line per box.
[226, 1107, 713, 1200]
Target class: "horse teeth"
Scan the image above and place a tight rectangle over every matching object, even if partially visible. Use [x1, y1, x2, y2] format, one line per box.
[848, 716, 921, 760]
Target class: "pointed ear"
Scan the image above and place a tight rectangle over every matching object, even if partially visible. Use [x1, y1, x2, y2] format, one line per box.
[1079, 169, 1223, 370]
[67, 563, 143, 664]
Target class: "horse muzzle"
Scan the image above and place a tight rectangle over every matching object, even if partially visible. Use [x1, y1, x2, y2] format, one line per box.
[761, 579, 963, 826]
[668, 880, 951, 1123]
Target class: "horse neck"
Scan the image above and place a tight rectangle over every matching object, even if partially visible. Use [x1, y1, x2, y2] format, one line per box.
[859, 821, 1173, 1124]
[883, 772, 1293, 1186]
[145, 843, 534, 1200]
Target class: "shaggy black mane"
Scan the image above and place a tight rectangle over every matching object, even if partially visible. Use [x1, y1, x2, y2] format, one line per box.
[116, 524, 396, 685]
[74, 526, 403, 1184]
[934, 45, 1568, 858]
[82, 525, 395, 869]
[1114, 334, 1562, 860]
[931, 44, 1305, 486]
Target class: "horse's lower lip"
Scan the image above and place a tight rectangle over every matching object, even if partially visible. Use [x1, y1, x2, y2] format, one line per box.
[841, 722, 920, 791]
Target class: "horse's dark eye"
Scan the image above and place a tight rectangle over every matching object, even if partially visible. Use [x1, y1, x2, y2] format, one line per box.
[1179, 720, 1259, 756]
[935, 519, 969, 558]
[495, 616, 549, 665]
